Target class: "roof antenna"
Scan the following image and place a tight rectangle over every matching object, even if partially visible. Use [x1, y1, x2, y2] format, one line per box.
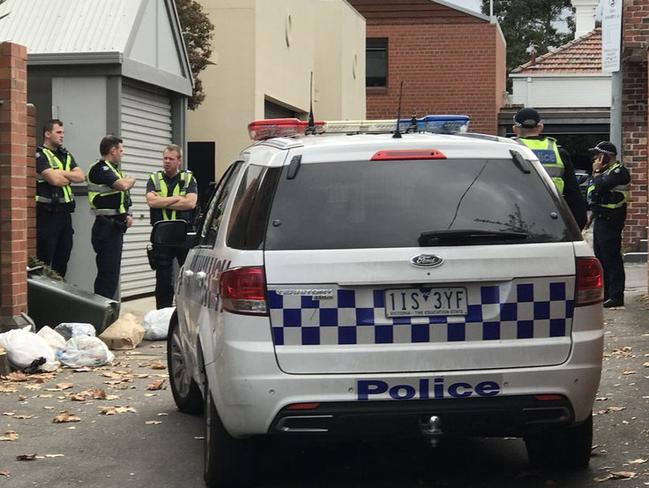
[305, 72, 317, 136]
[393, 81, 404, 139]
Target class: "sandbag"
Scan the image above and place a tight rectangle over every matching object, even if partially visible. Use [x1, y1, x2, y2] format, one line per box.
[98, 313, 145, 350]
[59, 336, 114, 368]
[143, 307, 175, 341]
[36, 326, 67, 354]
[0, 326, 57, 371]
[54, 322, 96, 341]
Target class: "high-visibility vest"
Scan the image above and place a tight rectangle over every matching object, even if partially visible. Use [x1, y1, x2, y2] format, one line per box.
[517, 137, 565, 194]
[587, 162, 629, 210]
[87, 160, 129, 216]
[149, 170, 194, 221]
[36, 147, 74, 204]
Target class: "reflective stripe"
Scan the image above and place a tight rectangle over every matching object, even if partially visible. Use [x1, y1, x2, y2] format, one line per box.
[516, 137, 565, 194]
[587, 162, 629, 209]
[87, 160, 127, 215]
[149, 170, 192, 221]
[37, 147, 75, 204]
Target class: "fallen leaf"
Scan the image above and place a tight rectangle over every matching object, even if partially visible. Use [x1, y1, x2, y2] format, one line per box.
[147, 379, 166, 391]
[70, 388, 107, 402]
[623, 370, 637, 375]
[44, 454, 64, 458]
[37, 394, 53, 398]
[53, 411, 81, 423]
[629, 459, 647, 464]
[16, 454, 37, 461]
[2, 412, 14, 416]
[0, 385, 17, 393]
[5, 372, 28, 382]
[145, 420, 162, 425]
[643, 362, 649, 368]
[150, 345, 164, 349]
[14, 414, 34, 420]
[0, 431, 18, 441]
[73, 367, 92, 373]
[609, 406, 625, 412]
[17, 395, 26, 401]
[150, 362, 166, 370]
[136, 374, 149, 379]
[596, 397, 608, 401]
[194, 436, 205, 440]
[157, 413, 168, 416]
[144, 393, 156, 397]
[24, 384, 41, 391]
[98, 405, 137, 415]
[0, 469, 9, 477]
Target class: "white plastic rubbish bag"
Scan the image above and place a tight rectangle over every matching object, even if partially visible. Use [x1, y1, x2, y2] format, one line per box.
[0, 326, 57, 370]
[59, 336, 114, 368]
[36, 326, 67, 354]
[142, 308, 175, 341]
[54, 323, 96, 341]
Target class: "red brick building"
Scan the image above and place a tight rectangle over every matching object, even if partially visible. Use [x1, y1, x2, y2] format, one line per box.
[349, 0, 506, 134]
[621, 0, 648, 253]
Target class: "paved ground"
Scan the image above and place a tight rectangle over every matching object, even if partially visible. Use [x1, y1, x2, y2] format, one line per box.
[0, 267, 647, 487]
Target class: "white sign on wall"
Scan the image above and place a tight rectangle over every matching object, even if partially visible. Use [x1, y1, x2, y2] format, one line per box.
[602, 0, 623, 73]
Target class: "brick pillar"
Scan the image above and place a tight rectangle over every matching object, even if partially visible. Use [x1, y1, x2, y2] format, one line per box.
[27, 104, 36, 256]
[0, 42, 29, 330]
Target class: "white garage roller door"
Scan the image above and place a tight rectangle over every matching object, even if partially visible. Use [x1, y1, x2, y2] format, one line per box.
[120, 84, 173, 298]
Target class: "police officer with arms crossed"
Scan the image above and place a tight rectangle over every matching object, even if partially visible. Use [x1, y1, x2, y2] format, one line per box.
[36, 119, 85, 277]
[87, 136, 135, 299]
[513, 108, 587, 229]
[145, 144, 197, 309]
[586, 142, 630, 308]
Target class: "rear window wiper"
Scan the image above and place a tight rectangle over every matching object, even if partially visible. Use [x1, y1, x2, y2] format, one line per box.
[418, 229, 529, 246]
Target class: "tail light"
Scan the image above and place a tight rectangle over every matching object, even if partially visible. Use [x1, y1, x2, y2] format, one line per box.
[219, 266, 268, 315]
[575, 257, 603, 306]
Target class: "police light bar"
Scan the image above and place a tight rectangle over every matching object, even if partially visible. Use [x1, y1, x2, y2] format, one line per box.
[248, 115, 470, 140]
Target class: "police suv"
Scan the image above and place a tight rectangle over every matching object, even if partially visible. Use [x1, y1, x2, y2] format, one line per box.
[154, 116, 604, 487]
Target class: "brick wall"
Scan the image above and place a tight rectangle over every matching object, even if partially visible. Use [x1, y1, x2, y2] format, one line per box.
[27, 104, 36, 257]
[365, 22, 506, 134]
[622, 0, 649, 251]
[0, 42, 28, 324]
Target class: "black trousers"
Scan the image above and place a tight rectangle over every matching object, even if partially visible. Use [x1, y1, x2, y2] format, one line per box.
[593, 215, 625, 302]
[91, 217, 125, 300]
[154, 246, 189, 309]
[36, 206, 74, 278]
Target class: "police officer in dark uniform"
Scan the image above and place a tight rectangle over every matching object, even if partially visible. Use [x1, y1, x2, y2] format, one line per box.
[513, 108, 587, 229]
[586, 141, 630, 308]
[146, 144, 197, 309]
[87, 135, 136, 300]
[35, 119, 85, 277]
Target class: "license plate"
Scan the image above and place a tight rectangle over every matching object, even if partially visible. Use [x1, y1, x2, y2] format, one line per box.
[384, 287, 467, 317]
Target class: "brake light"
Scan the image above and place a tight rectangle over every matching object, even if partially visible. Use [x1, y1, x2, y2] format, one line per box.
[219, 266, 268, 315]
[575, 257, 603, 306]
[287, 403, 320, 411]
[371, 149, 447, 161]
[534, 394, 564, 401]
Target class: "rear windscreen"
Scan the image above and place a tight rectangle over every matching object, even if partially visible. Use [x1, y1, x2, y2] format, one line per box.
[265, 159, 578, 250]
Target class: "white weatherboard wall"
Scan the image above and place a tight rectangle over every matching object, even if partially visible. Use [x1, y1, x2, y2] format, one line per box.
[511, 75, 611, 108]
[120, 84, 173, 298]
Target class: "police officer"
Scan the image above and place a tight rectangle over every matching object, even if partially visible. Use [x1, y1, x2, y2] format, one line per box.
[87, 135, 136, 300]
[587, 142, 630, 308]
[35, 119, 85, 277]
[145, 144, 197, 309]
[513, 108, 587, 229]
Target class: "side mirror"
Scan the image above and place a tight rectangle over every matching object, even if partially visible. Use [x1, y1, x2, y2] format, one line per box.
[151, 220, 191, 247]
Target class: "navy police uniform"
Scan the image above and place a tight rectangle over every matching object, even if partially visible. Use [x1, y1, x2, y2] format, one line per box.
[147, 170, 197, 309]
[587, 142, 630, 307]
[87, 160, 132, 300]
[35, 146, 77, 277]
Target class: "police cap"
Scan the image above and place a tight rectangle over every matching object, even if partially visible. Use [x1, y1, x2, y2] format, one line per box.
[513, 108, 541, 128]
[589, 141, 617, 156]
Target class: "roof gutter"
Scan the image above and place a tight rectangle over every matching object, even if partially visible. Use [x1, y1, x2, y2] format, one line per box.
[28, 52, 123, 66]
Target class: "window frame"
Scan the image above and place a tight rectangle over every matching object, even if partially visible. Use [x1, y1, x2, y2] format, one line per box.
[366, 38, 389, 89]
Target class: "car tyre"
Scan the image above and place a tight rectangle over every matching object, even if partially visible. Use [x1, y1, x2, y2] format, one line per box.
[167, 311, 203, 414]
[204, 381, 256, 488]
[525, 413, 592, 469]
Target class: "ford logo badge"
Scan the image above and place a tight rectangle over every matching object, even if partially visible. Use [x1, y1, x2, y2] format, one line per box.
[410, 254, 443, 268]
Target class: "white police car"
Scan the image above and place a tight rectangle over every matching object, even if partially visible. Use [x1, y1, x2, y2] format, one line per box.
[154, 116, 604, 487]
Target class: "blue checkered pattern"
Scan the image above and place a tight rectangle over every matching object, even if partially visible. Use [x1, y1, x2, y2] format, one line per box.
[268, 279, 575, 346]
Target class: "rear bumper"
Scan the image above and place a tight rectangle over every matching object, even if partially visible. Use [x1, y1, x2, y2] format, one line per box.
[269, 395, 574, 438]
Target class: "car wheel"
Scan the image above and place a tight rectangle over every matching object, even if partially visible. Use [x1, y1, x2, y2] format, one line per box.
[167, 311, 203, 414]
[525, 413, 593, 469]
[204, 381, 256, 488]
